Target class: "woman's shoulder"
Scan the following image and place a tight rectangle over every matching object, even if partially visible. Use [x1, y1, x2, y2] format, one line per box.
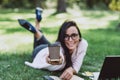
[79, 38, 88, 46]
[76, 38, 88, 51]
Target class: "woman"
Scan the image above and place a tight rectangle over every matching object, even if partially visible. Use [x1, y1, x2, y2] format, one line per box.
[18, 7, 88, 80]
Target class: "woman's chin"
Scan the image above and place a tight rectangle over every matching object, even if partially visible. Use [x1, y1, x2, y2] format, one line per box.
[68, 47, 75, 51]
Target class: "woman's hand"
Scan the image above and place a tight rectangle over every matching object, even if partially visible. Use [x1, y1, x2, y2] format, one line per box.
[60, 67, 74, 80]
[46, 55, 63, 65]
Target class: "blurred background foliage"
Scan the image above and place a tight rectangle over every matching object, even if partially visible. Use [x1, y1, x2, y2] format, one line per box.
[1, 0, 120, 29]
[109, 0, 120, 11]
[0, 0, 112, 12]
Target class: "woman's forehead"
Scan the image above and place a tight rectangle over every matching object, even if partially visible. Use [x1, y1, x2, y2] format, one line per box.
[66, 26, 78, 34]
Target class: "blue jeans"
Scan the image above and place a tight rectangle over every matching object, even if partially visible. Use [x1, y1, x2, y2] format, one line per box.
[32, 35, 50, 59]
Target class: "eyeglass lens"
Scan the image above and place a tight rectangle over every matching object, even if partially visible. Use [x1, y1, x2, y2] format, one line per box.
[65, 33, 78, 41]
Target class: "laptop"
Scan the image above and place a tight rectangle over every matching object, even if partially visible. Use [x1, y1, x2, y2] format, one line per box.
[94, 55, 120, 80]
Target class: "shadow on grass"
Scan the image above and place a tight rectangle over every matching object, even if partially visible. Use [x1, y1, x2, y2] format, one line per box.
[0, 8, 34, 14]
[42, 27, 59, 34]
[1, 27, 26, 34]
[0, 18, 16, 22]
[82, 10, 115, 19]
[2, 26, 59, 35]
[0, 17, 34, 22]
[2, 19, 119, 34]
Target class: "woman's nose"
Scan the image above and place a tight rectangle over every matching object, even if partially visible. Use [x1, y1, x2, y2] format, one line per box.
[68, 37, 73, 41]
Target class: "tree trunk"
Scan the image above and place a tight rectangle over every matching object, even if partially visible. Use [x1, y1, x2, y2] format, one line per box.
[86, 0, 94, 9]
[104, 0, 111, 6]
[34, 0, 46, 8]
[57, 0, 67, 13]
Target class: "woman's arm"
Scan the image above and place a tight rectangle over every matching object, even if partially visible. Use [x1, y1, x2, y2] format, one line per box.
[72, 39, 88, 73]
[60, 39, 88, 80]
[60, 67, 75, 80]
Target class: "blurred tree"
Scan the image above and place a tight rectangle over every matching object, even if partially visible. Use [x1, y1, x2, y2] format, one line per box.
[109, 0, 120, 30]
[56, 0, 85, 13]
[109, 0, 120, 11]
[86, 0, 94, 9]
[104, 0, 111, 6]
[85, 0, 111, 9]
[0, 0, 111, 11]
[57, 0, 66, 13]
[66, 0, 77, 8]
[0, 0, 3, 5]
[0, 0, 32, 8]
[34, 0, 47, 8]
[0, 0, 46, 9]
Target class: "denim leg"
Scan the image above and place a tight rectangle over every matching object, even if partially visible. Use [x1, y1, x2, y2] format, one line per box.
[32, 35, 51, 59]
[32, 44, 48, 59]
[33, 35, 50, 48]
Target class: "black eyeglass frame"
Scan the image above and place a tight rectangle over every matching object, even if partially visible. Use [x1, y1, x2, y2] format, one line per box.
[64, 33, 79, 41]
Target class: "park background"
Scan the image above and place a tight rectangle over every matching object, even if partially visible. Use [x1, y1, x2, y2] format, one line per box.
[0, 0, 120, 80]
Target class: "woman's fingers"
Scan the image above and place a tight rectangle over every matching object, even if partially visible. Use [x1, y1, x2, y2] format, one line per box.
[60, 68, 73, 80]
[46, 55, 63, 65]
[46, 55, 50, 63]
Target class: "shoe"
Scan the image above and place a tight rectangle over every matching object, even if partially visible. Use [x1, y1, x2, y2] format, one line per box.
[18, 19, 37, 33]
[36, 7, 43, 22]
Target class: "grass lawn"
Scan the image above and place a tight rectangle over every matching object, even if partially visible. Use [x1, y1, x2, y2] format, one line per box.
[0, 8, 120, 80]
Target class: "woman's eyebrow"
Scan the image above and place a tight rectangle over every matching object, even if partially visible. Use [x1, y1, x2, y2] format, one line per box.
[65, 33, 78, 35]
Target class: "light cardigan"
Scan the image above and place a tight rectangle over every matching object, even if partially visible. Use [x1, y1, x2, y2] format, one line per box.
[25, 38, 88, 73]
[71, 38, 88, 73]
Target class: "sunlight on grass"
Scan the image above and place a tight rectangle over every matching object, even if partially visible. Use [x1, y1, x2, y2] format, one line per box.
[0, 33, 33, 53]
[0, 9, 119, 53]
[14, 13, 35, 20]
[0, 8, 120, 80]
[0, 12, 35, 21]
[73, 11, 118, 29]
[41, 9, 119, 30]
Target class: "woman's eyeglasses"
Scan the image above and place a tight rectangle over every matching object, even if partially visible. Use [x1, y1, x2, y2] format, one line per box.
[64, 33, 79, 41]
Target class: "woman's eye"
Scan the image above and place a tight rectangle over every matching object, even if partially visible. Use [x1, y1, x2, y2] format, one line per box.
[71, 34, 77, 37]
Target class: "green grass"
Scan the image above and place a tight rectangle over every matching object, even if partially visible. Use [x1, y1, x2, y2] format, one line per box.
[0, 8, 120, 80]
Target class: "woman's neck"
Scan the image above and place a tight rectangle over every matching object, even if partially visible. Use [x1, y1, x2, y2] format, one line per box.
[69, 49, 74, 54]
[69, 50, 73, 54]
[69, 46, 78, 54]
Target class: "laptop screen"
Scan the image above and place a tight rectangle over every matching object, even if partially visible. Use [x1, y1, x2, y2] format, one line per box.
[98, 56, 120, 80]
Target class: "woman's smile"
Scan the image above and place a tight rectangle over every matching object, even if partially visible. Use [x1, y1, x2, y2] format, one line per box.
[64, 26, 80, 53]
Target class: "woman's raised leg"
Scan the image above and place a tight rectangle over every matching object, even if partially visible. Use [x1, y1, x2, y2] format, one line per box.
[33, 7, 50, 48]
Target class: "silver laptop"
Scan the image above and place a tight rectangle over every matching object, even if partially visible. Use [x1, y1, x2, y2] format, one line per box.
[94, 55, 120, 80]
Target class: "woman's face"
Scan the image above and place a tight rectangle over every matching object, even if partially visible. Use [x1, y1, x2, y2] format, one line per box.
[64, 26, 80, 53]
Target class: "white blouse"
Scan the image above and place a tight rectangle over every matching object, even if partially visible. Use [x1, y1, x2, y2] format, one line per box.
[25, 38, 88, 73]
[25, 46, 66, 71]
